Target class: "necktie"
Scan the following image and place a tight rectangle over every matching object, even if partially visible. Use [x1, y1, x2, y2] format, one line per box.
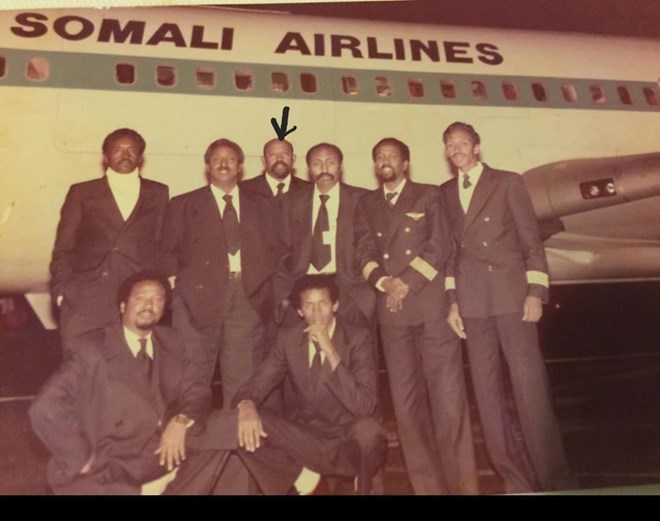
[222, 194, 241, 255]
[310, 194, 331, 271]
[137, 337, 152, 382]
[462, 173, 472, 189]
[275, 182, 285, 199]
[309, 340, 323, 391]
[385, 191, 397, 206]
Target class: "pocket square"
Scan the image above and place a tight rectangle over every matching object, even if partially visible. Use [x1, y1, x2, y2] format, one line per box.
[405, 212, 425, 221]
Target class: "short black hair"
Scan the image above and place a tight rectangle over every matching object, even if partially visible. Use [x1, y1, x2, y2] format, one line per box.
[442, 121, 481, 145]
[204, 138, 245, 165]
[305, 143, 344, 166]
[102, 128, 146, 155]
[371, 137, 410, 162]
[116, 270, 172, 308]
[290, 275, 339, 310]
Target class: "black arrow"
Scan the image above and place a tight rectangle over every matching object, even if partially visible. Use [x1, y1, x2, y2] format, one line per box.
[270, 106, 298, 140]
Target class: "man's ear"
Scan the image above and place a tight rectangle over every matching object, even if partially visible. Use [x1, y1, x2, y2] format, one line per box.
[297, 308, 304, 318]
[119, 302, 126, 314]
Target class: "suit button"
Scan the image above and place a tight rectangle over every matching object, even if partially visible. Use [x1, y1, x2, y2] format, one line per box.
[101, 271, 109, 277]
[488, 265, 493, 271]
[484, 217, 490, 222]
[205, 260, 210, 265]
[383, 253, 390, 260]
[482, 242, 488, 247]
[195, 284, 204, 290]
[461, 242, 465, 248]
[405, 249, 411, 256]
[111, 247, 119, 252]
[376, 232, 383, 238]
[404, 227, 411, 233]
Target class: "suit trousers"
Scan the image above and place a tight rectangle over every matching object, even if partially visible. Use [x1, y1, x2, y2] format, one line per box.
[239, 410, 387, 495]
[380, 319, 478, 495]
[463, 314, 577, 492]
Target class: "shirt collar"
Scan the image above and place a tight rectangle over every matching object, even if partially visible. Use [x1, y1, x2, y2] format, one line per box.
[313, 181, 340, 200]
[265, 173, 291, 196]
[459, 162, 484, 184]
[382, 177, 407, 199]
[210, 182, 239, 199]
[123, 326, 153, 359]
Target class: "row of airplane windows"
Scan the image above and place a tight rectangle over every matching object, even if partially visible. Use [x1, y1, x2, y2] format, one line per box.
[2, 55, 660, 108]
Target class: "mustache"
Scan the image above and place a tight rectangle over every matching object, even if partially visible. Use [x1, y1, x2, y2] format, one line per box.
[316, 172, 334, 180]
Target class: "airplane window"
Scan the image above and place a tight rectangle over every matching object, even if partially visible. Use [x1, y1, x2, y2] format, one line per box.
[26, 57, 49, 81]
[300, 73, 317, 93]
[439, 79, 456, 99]
[0, 56, 6, 78]
[408, 78, 424, 98]
[115, 63, 135, 85]
[375, 76, 392, 97]
[561, 84, 578, 102]
[196, 68, 215, 89]
[617, 86, 633, 105]
[502, 81, 518, 101]
[271, 72, 289, 92]
[471, 81, 488, 100]
[531, 82, 547, 102]
[643, 87, 659, 106]
[342, 76, 359, 96]
[156, 66, 176, 87]
[589, 85, 606, 104]
[234, 68, 253, 91]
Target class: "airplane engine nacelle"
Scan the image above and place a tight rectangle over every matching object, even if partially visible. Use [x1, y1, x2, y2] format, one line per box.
[522, 152, 660, 240]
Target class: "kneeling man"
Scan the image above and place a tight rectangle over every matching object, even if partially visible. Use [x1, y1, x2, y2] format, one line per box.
[29, 271, 232, 495]
[233, 274, 386, 495]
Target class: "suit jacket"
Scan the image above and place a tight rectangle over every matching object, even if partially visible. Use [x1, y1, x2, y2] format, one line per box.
[160, 185, 281, 331]
[232, 319, 378, 437]
[354, 180, 452, 325]
[439, 164, 549, 318]
[28, 325, 210, 494]
[279, 182, 376, 321]
[50, 177, 169, 317]
[240, 173, 311, 200]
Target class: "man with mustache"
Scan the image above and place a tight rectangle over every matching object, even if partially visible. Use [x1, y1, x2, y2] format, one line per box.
[241, 138, 311, 200]
[50, 128, 169, 348]
[30, 271, 234, 494]
[278, 143, 375, 330]
[439, 121, 575, 492]
[354, 138, 478, 495]
[161, 139, 281, 408]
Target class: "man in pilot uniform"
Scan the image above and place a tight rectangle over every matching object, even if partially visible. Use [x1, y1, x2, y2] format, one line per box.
[439, 121, 576, 492]
[354, 137, 478, 495]
[50, 128, 168, 348]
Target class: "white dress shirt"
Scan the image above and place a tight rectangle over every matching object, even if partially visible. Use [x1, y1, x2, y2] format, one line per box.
[265, 173, 291, 197]
[124, 326, 154, 359]
[382, 177, 407, 206]
[106, 168, 140, 221]
[307, 183, 340, 274]
[210, 183, 242, 272]
[458, 162, 484, 213]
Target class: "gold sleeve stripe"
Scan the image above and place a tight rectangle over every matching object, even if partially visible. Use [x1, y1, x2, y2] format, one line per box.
[445, 276, 456, 290]
[410, 256, 438, 282]
[362, 261, 380, 281]
[526, 270, 549, 287]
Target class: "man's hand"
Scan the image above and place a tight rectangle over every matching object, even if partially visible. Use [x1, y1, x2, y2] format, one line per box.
[382, 277, 409, 312]
[447, 303, 467, 339]
[522, 296, 543, 322]
[386, 294, 404, 313]
[167, 276, 176, 290]
[155, 416, 188, 471]
[305, 322, 341, 369]
[237, 400, 267, 453]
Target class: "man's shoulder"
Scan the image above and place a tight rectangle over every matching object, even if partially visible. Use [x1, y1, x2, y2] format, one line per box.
[340, 182, 369, 200]
[240, 174, 266, 190]
[336, 318, 371, 344]
[483, 164, 519, 181]
[67, 177, 105, 194]
[170, 186, 209, 204]
[439, 176, 458, 194]
[152, 325, 184, 355]
[140, 177, 169, 193]
[290, 176, 313, 190]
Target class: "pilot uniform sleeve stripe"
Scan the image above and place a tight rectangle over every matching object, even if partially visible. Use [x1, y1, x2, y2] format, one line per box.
[445, 276, 456, 290]
[362, 261, 380, 281]
[526, 270, 549, 287]
[410, 256, 438, 282]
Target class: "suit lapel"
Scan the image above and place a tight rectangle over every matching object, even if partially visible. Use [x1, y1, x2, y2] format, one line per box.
[444, 178, 466, 231]
[336, 185, 351, 264]
[464, 166, 495, 231]
[384, 181, 415, 247]
[122, 177, 152, 228]
[297, 188, 314, 263]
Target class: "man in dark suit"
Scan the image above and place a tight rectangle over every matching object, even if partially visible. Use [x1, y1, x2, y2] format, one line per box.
[231, 274, 386, 495]
[240, 138, 311, 200]
[354, 138, 478, 495]
[29, 271, 234, 495]
[50, 128, 169, 348]
[160, 139, 281, 407]
[278, 143, 375, 329]
[439, 121, 576, 493]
